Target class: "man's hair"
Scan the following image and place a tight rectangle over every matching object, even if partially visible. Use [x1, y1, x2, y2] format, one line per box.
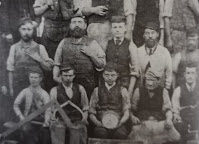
[103, 62, 119, 73]
[70, 15, 87, 23]
[184, 62, 198, 73]
[18, 17, 37, 30]
[111, 16, 126, 24]
[60, 64, 76, 75]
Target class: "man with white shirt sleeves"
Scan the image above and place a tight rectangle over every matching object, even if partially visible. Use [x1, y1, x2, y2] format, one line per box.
[53, 15, 106, 98]
[172, 63, 199, 139]
[50, 64, 89, 144]
[89, 62, 130, 139]
[137, 22, 172, 90]
[106, 16, 139, 94]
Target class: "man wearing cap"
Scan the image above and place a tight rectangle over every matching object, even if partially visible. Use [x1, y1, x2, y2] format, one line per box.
[173, 28, 199, 89]
[129, 68, 180, 144]
[137, 22, 172, 90]
[50, 64, 89, 144]
[171, 0, 199, 54]
[7, 17, 53, 97]
[13, 67, 51, 144]
[172, 63, 199, 144]
[89, 62, 130, 139]
[81, 0, 136, 51]
[53, 15, 106, 98]
[106, 16, 139, 95]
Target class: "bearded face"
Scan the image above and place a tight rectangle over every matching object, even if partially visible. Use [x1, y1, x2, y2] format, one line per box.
[69, 17, 87, 38]
[19, 23, 34, 42]
[144, 29, 159, 48]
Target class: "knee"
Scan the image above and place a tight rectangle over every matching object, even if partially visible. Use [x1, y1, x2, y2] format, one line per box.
[94, 127, 109, 139]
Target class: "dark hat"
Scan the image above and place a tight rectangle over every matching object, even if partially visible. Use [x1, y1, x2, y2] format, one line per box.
[28, 66, 43, 75]
[111, 16, 126, 23]
[145, 22, 159, 32]
[60, 63, 75, 72]
[145, 68, 161, 80]
[104, 62, 119, 73]
[187, 28, 198, 37]
[18, 17, 38, 29]
[71, 13, 85, 20]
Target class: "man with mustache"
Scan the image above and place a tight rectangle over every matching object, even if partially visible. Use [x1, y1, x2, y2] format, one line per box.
[137, 22, 172, 91]
[7, 17, 53, 97]
[173, 28, 199, 89]
[53, 15, 106, 99]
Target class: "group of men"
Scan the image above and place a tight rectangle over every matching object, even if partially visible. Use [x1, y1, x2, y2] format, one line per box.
[0, 0, 199, 144]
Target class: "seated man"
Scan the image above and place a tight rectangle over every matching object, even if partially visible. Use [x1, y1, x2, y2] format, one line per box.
[172, 63, 199, 143]
[129, 68, 180, 144]
[13, 67, 51, 144]
[50, 64, 89, 144]
[89, 62, 130, 139]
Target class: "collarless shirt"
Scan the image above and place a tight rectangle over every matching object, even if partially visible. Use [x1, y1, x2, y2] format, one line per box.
[62, 83, 73, 99]
[105, 82, 116, 90]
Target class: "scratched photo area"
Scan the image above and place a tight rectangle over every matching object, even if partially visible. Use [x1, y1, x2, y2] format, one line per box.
[0, 0, 199, 144]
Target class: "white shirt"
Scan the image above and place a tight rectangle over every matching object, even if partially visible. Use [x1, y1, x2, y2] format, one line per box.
[62, 83, 73, 99]
[105, 82, 116, 90]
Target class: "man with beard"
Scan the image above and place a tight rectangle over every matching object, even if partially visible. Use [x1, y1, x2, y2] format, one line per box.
[53, 15, 106, 99]
[137, 22, 172, 90]
[7, 17, 53, 97]
[173, 28, 199, 89]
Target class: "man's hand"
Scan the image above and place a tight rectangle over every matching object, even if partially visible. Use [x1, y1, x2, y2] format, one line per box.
[93, 6, 108, 16]
[165, 119, 173, 130]
[173, 113, 182, 124]
[43, 121, 50, 127]
[131, 115, 140, 124]
[1, 86, 7, 95]
[81, 46, 96, 57]
[19, 115, 25, 121]
[81, 112, 88, 125]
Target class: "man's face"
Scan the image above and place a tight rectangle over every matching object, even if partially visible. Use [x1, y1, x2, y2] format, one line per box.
[144, 28, 159, 48]
[184, 67, 197, 85]
[29, 73, 42, 87]
[145, 78, 159, 90]
[61, 70, 75, 85]
[111, 22, 126, 38]
[19, 23, 34, 42]
[103, 70, 118, 85]
[186, 36, 198, 51]
[69, 17, 87, 38]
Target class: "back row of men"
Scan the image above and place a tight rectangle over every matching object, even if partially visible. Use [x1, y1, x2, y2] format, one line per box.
[3, 13, 199, 144]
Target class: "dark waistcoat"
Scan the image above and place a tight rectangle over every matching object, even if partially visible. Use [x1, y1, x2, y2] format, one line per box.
[106, 38, 130, 77]
[56, 83, 82, 122]
[89, 0, 124, 23]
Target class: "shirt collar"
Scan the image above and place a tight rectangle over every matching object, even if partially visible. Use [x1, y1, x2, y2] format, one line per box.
[114, 37, 124, 45]
[186, 82, 196, 92]
[105, 82, 116, 90]
[62, 83, 73, 89]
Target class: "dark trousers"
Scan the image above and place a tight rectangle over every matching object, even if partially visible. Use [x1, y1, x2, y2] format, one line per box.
[21, 123, 51, 144]
[93, 124, 129, 139]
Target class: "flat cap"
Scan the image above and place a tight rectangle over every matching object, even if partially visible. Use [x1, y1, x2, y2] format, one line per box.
[28, 66, 43, 75]
[111, 16, 126, 23]
[145, 68, 161, 80]
[145, 22, 159, 32]
[60, 63, 75, 72]
[104, 62, 119, 73]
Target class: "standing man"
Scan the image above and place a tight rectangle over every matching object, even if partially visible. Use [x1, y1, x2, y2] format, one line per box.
[50, 64, 89, 144]
[173, 28, 199, 88]
[137, 22, 172, 90]
[82, 0, 137, 51]
[106, 16, 139, 95]
[89, 62, 130, 139]
[171, 0, 199, 53]
[7, 17, 53, 97]
[172, 63, 199, 144]
[14, 67, 51, 144]
[53, 15, 106, 98]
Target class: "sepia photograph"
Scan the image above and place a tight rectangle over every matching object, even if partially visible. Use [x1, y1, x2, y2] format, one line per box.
[0, 0, 199, 144]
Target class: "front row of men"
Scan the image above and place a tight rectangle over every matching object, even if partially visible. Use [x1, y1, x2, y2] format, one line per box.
[12, 62, 199, 144]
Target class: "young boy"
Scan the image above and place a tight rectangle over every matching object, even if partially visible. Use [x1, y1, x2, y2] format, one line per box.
[89, 62, 130, 139]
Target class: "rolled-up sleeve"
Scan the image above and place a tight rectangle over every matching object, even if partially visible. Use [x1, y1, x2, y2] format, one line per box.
[129, 42, 139, 77]
[41, 90, 51, 122]
[7, 45, 16, 71]
[124, 0, 137, 16]
[79, 85, 89, 112]
[162, 88, 172, 112]
[14, 90, 25, 117]
[165, 50, 172, 89]
[131, 88, 140, 111]
[121, 87, 131, 111]
[163, 0, 174, 18]
[54, 40, 64, 66]
[89, 88, 99, 115]
[171, 87, 181, 114]
[39, 45, 52, 61]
